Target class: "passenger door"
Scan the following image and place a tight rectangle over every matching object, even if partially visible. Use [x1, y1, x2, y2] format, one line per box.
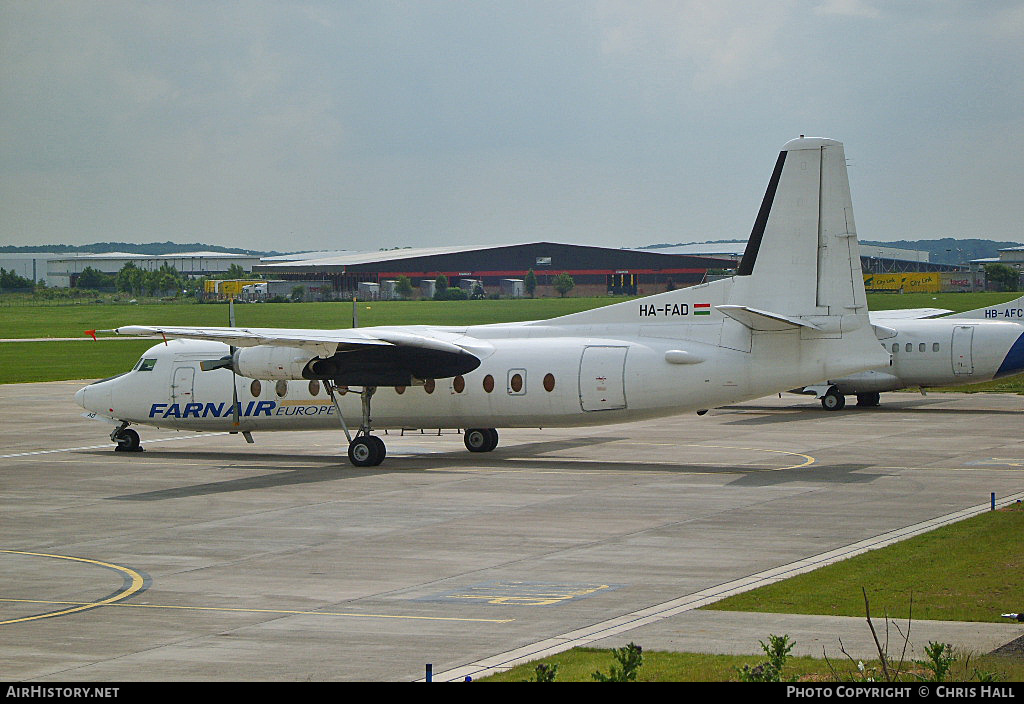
[579, 346, 628, 411]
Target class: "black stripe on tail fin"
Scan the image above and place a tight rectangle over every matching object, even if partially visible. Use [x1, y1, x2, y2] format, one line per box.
[736, 150, 787, 276]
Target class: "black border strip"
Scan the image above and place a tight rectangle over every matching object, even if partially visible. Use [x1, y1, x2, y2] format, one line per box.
[736, 150, 787, 276]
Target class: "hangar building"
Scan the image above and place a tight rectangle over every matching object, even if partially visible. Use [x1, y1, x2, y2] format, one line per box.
[253, 242, 733, 299]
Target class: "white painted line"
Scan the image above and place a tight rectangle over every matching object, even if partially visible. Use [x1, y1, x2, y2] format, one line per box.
[0, 433, 228, 459]
[429, 489, 1024, 681]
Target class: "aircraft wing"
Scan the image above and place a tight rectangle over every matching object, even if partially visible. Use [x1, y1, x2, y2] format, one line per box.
[868, 308, 952, 322]
[106, 325, 478, 357]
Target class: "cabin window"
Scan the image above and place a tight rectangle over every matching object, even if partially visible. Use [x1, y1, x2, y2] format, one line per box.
[933, 343, 940, 352]
[395, 385, 406, 394]
[891, 343, 899, 354]
[276, 380, 288, 398]
[543, 373, 556, 392]
[424, 379, 435, 394]
[308, 380, 320, 396]
[482, 374, 494, 393]
[453, 375, 465, 393]
[250, 379, 262, 397]
[137, 358, 158, 372]
[508, 370, 525, 395]
[905, 343, 913, 353]
[919, 343, 926, 353]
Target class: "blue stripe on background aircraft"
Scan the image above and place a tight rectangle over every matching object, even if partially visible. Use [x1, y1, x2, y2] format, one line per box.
[796, 294, 1024, 409]
[76, 136, 893, 466]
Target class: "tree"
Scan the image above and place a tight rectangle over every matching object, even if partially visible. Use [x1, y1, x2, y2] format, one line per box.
[291, 285, 306, 302]
[432, 274, 449, 301]
[524, 268, 537, 298]
[985, 263, 1020, 292]
[116, 262, 145, 296]
[394, 275, 413, 299]
[472, 281, 485, 299]
[0, 267, 34, 291]
[76, 266, 115, 289]
[553, 272, 575, 298]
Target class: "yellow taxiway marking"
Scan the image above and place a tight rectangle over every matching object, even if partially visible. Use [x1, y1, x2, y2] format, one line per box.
[0, 598, 513, 624]
[0, 550, 147, 625]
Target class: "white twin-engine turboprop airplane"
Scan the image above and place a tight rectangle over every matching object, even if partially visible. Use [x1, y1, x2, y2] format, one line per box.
[798, 294, 1024, 410]
[76, 137, 891, 466]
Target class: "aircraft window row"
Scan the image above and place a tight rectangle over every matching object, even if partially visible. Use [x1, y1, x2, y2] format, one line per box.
[891, 343, 941, 353]
[136, 358, 158, 372]
[245, 374, 559, 397]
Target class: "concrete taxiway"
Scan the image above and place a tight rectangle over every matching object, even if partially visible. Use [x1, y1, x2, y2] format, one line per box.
[1, 381, 1022, 681]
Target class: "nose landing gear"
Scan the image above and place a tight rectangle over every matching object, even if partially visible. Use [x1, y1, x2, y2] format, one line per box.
[111, 423, 143, 452]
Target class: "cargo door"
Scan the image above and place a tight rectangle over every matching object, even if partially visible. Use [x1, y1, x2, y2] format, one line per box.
[579, 346, 627, 411]
[171, 366, 196, 404]
[952, 325, 974, 375]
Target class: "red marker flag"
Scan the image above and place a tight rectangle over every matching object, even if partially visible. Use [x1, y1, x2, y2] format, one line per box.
[85, 329, 97, 341]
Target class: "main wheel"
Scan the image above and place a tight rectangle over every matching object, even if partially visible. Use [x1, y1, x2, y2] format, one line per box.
[856, 392, 881, 407]
[820, 388, 846, 411]
[348, 435, 385, 466]
[464, 428, 499, 453]
[114, 428, 141, 452]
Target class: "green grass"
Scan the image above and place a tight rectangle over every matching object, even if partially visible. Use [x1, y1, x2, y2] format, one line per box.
[703, 504, 1024, 623]
[0, 297, 630, 339]
[479, 647, 1024, 682]
[0, 340, 156, 383]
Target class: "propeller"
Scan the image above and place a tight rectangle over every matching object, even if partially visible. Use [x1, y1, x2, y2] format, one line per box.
[228, 297, 240, 427]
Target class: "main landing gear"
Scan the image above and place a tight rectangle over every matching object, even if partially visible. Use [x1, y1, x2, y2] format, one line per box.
[819, 387, 882, 411]
[324, 383, 387, 468]
[111, 422, 143, 452]
[464, 428, 499, 453]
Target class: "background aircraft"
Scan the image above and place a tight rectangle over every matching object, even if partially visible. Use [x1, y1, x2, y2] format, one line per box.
[77, 137, 891, 465]
[798, 294, 1024, 409]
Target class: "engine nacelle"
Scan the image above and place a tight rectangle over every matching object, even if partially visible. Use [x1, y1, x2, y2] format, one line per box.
[234, 345, 318, 380]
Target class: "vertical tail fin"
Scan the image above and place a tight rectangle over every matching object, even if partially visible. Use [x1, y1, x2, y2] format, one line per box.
[732, 137, 867, 319]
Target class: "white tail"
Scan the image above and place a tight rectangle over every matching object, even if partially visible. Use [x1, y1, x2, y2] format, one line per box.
[542, 136, 871, 332]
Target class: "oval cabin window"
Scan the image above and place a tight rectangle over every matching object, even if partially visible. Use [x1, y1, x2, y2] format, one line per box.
[453, 376, 465, 393]
[483, 374, 494, 393]
[543, 373, 555, 392]
[395, 385, 406, 394]
[308, 380, 320, 396]
[276, 380, 288, 398]
[510, 373, 523, 393]
[424, 379, 435, 394]
[250, 379, 262, 397]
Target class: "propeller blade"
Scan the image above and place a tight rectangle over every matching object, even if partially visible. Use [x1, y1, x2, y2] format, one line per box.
[229, 297, 239, 426]
[199, 356, 233, 372]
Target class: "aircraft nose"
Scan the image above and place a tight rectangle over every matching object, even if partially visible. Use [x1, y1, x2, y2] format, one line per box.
[74, 386, 87, 409]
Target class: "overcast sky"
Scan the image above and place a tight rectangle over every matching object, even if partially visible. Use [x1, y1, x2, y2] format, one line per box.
[2, 1, 1022, 252]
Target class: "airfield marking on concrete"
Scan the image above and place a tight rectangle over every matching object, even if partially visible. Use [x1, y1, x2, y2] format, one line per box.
[0, 433, 228, 460]
[0, 597, 515, 624]
[611, 442, 816, 472]
[0, 550, 149, 626]
[428, 488, 1024, 682]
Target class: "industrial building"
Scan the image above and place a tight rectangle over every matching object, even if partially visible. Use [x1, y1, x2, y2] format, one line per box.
[252, 242, 732, 299]
[46, 251, 261, 288]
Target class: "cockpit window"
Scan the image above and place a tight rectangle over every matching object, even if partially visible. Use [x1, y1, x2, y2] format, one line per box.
[137, 358, 158, 372]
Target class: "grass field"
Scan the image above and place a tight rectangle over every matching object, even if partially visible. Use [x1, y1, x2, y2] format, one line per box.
[1, 292, 1021, 385]
[703, 504, 1024, 623]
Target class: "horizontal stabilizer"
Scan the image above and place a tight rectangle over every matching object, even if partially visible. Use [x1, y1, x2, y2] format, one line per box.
[869, 308, 951, 322]
[715, 305, 820, 331]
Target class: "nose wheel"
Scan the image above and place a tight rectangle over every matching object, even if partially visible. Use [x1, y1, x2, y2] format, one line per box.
[111, 424, 143, 452]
